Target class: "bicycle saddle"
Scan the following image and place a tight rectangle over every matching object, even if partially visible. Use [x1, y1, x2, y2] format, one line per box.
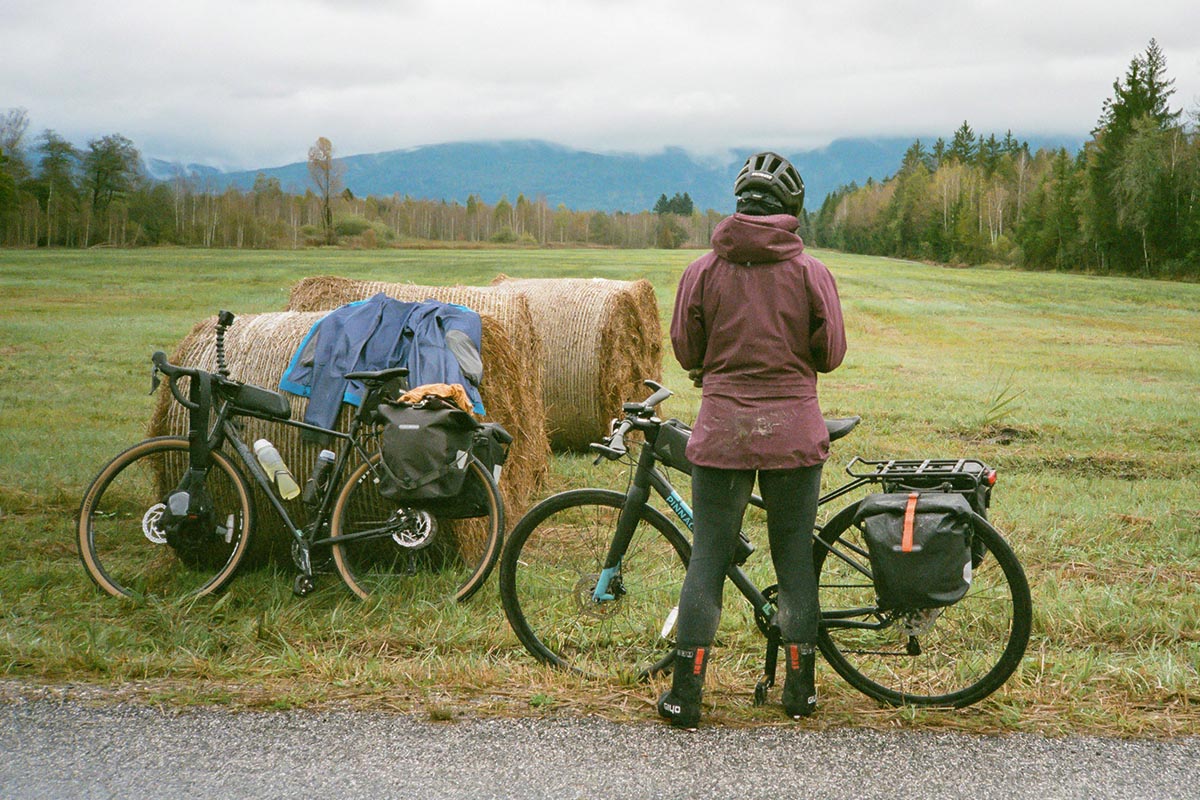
[825, 416, 861, 442]
[344, 367, 410, 385]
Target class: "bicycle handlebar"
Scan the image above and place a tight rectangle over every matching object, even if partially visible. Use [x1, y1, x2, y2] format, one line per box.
[151, 311, 238, 408]
[151, 350, 203, 410]
[590, 418, 634, 464]
[591, 379, 671, 464]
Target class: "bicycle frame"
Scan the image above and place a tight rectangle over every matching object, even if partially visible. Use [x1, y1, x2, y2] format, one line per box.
[188, 389, 390, 577]
[594, 435, 888, 633]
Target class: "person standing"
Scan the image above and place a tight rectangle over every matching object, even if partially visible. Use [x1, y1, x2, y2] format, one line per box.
[660, 152, 846, 728]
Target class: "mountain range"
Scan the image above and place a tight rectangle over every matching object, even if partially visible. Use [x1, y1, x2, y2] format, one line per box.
[146, 135, 1084, 214]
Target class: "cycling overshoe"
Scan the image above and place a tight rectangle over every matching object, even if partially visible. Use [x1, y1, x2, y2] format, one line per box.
[782, 642, 817, 718]
[657, 646, 710, 730]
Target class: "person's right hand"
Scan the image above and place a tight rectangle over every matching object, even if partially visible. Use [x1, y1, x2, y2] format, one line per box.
[688, 368, 704, 388]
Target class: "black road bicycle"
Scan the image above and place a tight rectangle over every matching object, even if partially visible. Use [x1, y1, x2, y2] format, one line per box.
[77, 311, 505, 603]
[499, 381, 1031, 707]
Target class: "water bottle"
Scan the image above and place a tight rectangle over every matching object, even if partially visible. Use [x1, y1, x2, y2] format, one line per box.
[301, 449, 336, 507]
[254, 439, 300, 500]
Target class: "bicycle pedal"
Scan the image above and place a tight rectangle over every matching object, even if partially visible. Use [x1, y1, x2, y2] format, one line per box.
[292, 574, 316, 597]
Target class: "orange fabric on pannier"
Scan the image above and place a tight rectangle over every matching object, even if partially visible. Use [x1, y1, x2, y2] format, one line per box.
[853, 492, 975, 611]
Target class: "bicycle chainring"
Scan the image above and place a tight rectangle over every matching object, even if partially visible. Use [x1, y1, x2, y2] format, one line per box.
[753, 584, 779, 636]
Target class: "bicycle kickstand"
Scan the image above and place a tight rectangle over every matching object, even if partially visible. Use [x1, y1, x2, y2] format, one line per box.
[754, 630, 781, 706]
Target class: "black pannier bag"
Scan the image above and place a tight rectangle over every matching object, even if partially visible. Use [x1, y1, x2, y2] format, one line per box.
[652, 418, 694, 474]
[417, 422, 512, 519]
[853, 492, 975, 611]
[376, 398, 481, 505]
[471, 422, 513, 483]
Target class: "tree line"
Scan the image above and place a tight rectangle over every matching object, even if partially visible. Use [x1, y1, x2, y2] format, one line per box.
[811, 40, 1199, 279]
[0, 120, 721, 250]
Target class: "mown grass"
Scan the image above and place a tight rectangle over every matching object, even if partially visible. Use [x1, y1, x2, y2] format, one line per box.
[0, 247, 1197, 736]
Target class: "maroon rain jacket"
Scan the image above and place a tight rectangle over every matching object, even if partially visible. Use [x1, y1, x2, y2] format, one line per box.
[670, 213, 846, 470]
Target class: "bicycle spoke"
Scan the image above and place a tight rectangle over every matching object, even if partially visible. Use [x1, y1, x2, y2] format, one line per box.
[815, 505, 1030, 706]
[500, 490, 688, 679]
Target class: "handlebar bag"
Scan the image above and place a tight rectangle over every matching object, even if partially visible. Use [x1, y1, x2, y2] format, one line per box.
[376, 398, 480, 504]
[853, 492, 975, 611]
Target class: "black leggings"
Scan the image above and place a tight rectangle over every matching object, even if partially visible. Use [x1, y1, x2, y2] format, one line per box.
[675, 463, 823, 648]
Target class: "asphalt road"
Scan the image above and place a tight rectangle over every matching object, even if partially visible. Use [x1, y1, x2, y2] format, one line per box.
[2, 699, 1197, 800]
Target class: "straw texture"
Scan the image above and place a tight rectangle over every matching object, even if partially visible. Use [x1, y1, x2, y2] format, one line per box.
[490, 276, 663, 451]
[285, 276, 550, 515]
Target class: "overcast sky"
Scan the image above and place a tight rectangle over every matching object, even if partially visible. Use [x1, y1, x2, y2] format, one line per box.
[3, 0, 1198, 170]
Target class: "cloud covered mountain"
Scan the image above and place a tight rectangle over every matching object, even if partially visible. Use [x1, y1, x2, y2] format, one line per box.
[151, 136, 1082, 214]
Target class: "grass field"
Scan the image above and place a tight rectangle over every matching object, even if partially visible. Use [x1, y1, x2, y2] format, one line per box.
[1, 247, 1197, 736]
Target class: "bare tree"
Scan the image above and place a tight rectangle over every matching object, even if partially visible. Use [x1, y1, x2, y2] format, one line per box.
[307, 137, 343, 244]
[0, 107, 31, 181]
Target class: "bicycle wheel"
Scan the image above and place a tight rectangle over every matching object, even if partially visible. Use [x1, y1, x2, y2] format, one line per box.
[814, 502, 1032, 707]
[329, 454, 503, 603]
[499, 489, 691, 680]
[78, 437, 255, 598]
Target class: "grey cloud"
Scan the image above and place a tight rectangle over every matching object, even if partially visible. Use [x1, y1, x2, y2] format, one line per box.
[2, 0, 1197, 169]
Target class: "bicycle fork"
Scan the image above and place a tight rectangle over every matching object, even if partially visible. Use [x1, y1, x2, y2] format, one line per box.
[591, 481, 651, 603]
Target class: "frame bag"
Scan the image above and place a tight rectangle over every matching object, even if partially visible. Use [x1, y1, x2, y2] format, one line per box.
[652, 418, 694, 475]
[854, 492, 975, 611]
[376, 398, 480, 505]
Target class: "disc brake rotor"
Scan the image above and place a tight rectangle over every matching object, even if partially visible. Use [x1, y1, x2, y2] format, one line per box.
[574, 574, 621, 619]
[391, 509, 436, 549]
[142, 503, 168, 544]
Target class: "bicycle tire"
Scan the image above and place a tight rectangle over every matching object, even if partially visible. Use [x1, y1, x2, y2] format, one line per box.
[77, 437, 255, 598]
[813, 501, 1032, 707]
[499, 489, 691, 680]
[329, 454, 503, 603]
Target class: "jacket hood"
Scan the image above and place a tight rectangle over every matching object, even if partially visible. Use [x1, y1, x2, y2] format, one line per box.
[711, 213, 804, 264]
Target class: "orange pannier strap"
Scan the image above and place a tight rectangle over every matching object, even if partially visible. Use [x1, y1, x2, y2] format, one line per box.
[902, 492, 919, 553]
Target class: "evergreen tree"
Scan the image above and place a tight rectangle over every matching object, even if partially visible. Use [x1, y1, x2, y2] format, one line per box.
[900, 140, 932, 174]
[1086, 39, 1181, 273]
[980, 134, 1003, 177]
[931, 138, 948, 167]
[949, 121, 978, 164]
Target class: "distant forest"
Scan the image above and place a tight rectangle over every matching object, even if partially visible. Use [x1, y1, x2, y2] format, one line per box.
[1, 40, 1195, 279]
[814, 40, 1198, 280]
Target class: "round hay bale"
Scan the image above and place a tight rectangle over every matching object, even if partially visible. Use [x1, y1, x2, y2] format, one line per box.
[489, 276, 663, 452]
[285, 276, 550, 518]
[287, 276, 545, 364]
[148, 310, 542, 565]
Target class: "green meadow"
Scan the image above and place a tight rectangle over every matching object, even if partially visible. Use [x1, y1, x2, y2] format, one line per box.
[0, 247, 1196, 735]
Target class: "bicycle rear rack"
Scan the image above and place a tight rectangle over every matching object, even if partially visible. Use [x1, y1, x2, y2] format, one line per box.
[845, 456, 992, 489]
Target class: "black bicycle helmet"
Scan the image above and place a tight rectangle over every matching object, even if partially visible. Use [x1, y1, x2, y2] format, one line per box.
[733, 151, 805, 215]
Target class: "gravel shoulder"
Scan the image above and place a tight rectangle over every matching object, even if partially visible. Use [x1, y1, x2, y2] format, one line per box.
[2, 686, 1198, 800]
